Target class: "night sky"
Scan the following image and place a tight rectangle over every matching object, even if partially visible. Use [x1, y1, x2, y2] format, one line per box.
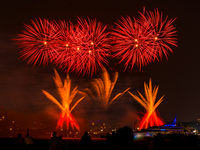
[0, 0, 200, 129]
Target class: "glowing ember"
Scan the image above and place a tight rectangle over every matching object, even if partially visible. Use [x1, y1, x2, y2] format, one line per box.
[42, 69, 85, 131]
[84, 68, 130, 109]
[128, 79, 165, 130]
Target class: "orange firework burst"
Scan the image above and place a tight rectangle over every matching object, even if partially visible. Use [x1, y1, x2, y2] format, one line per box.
[42, 69, 85, 131]
[128, 79, 165, 130]
[84, 68, 130, 110]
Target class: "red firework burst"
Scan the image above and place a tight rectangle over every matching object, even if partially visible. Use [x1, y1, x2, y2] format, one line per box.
[111, 16, 157, 71]
[17, 18, 60, 66]
[55, 17, 110, 76]
[138, 8, 177, 61]
[111, 9, 177, 71]
[52, 20, 78, 70]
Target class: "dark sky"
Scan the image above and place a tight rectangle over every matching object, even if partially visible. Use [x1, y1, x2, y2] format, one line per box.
[0, 0, 200, 128]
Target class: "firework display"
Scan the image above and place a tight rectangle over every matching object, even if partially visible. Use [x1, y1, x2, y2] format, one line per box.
[17, 18, 60, 66]
[84, 68, 130, 109]
[138, 8, 177, 61]
[56, 18, 110, 76]
[17, 18, 110, 76]
[110, 16, 155, 70]
[42, 69, 85, 131]
[16, 8, 177, 75]
[110, 8, 177, 71]
[15, 8, 178, 132]
[128, 79, 165, 130]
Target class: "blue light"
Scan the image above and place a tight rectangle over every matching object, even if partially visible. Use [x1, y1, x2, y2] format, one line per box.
[164, 115, 177, 127]
[161, 129, 166, 131]
[164, 124, 176, 127]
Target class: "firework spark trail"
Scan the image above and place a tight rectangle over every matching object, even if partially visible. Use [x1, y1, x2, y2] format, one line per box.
[56, 17, 111, 76]
[128, 78, 165, 130]
[111, 16, 157, 71]
[16, 9, 177, 75]
[84, 68, 130, 110]
[111, 8, 177, 71]
[17, 18, 60, 66]
[138, 8, 177, 61]
[16, 17, 110, 77]
[51, 20, 75, 65]
[42, 69, 85, 131]
[53, 20, 82, 73]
